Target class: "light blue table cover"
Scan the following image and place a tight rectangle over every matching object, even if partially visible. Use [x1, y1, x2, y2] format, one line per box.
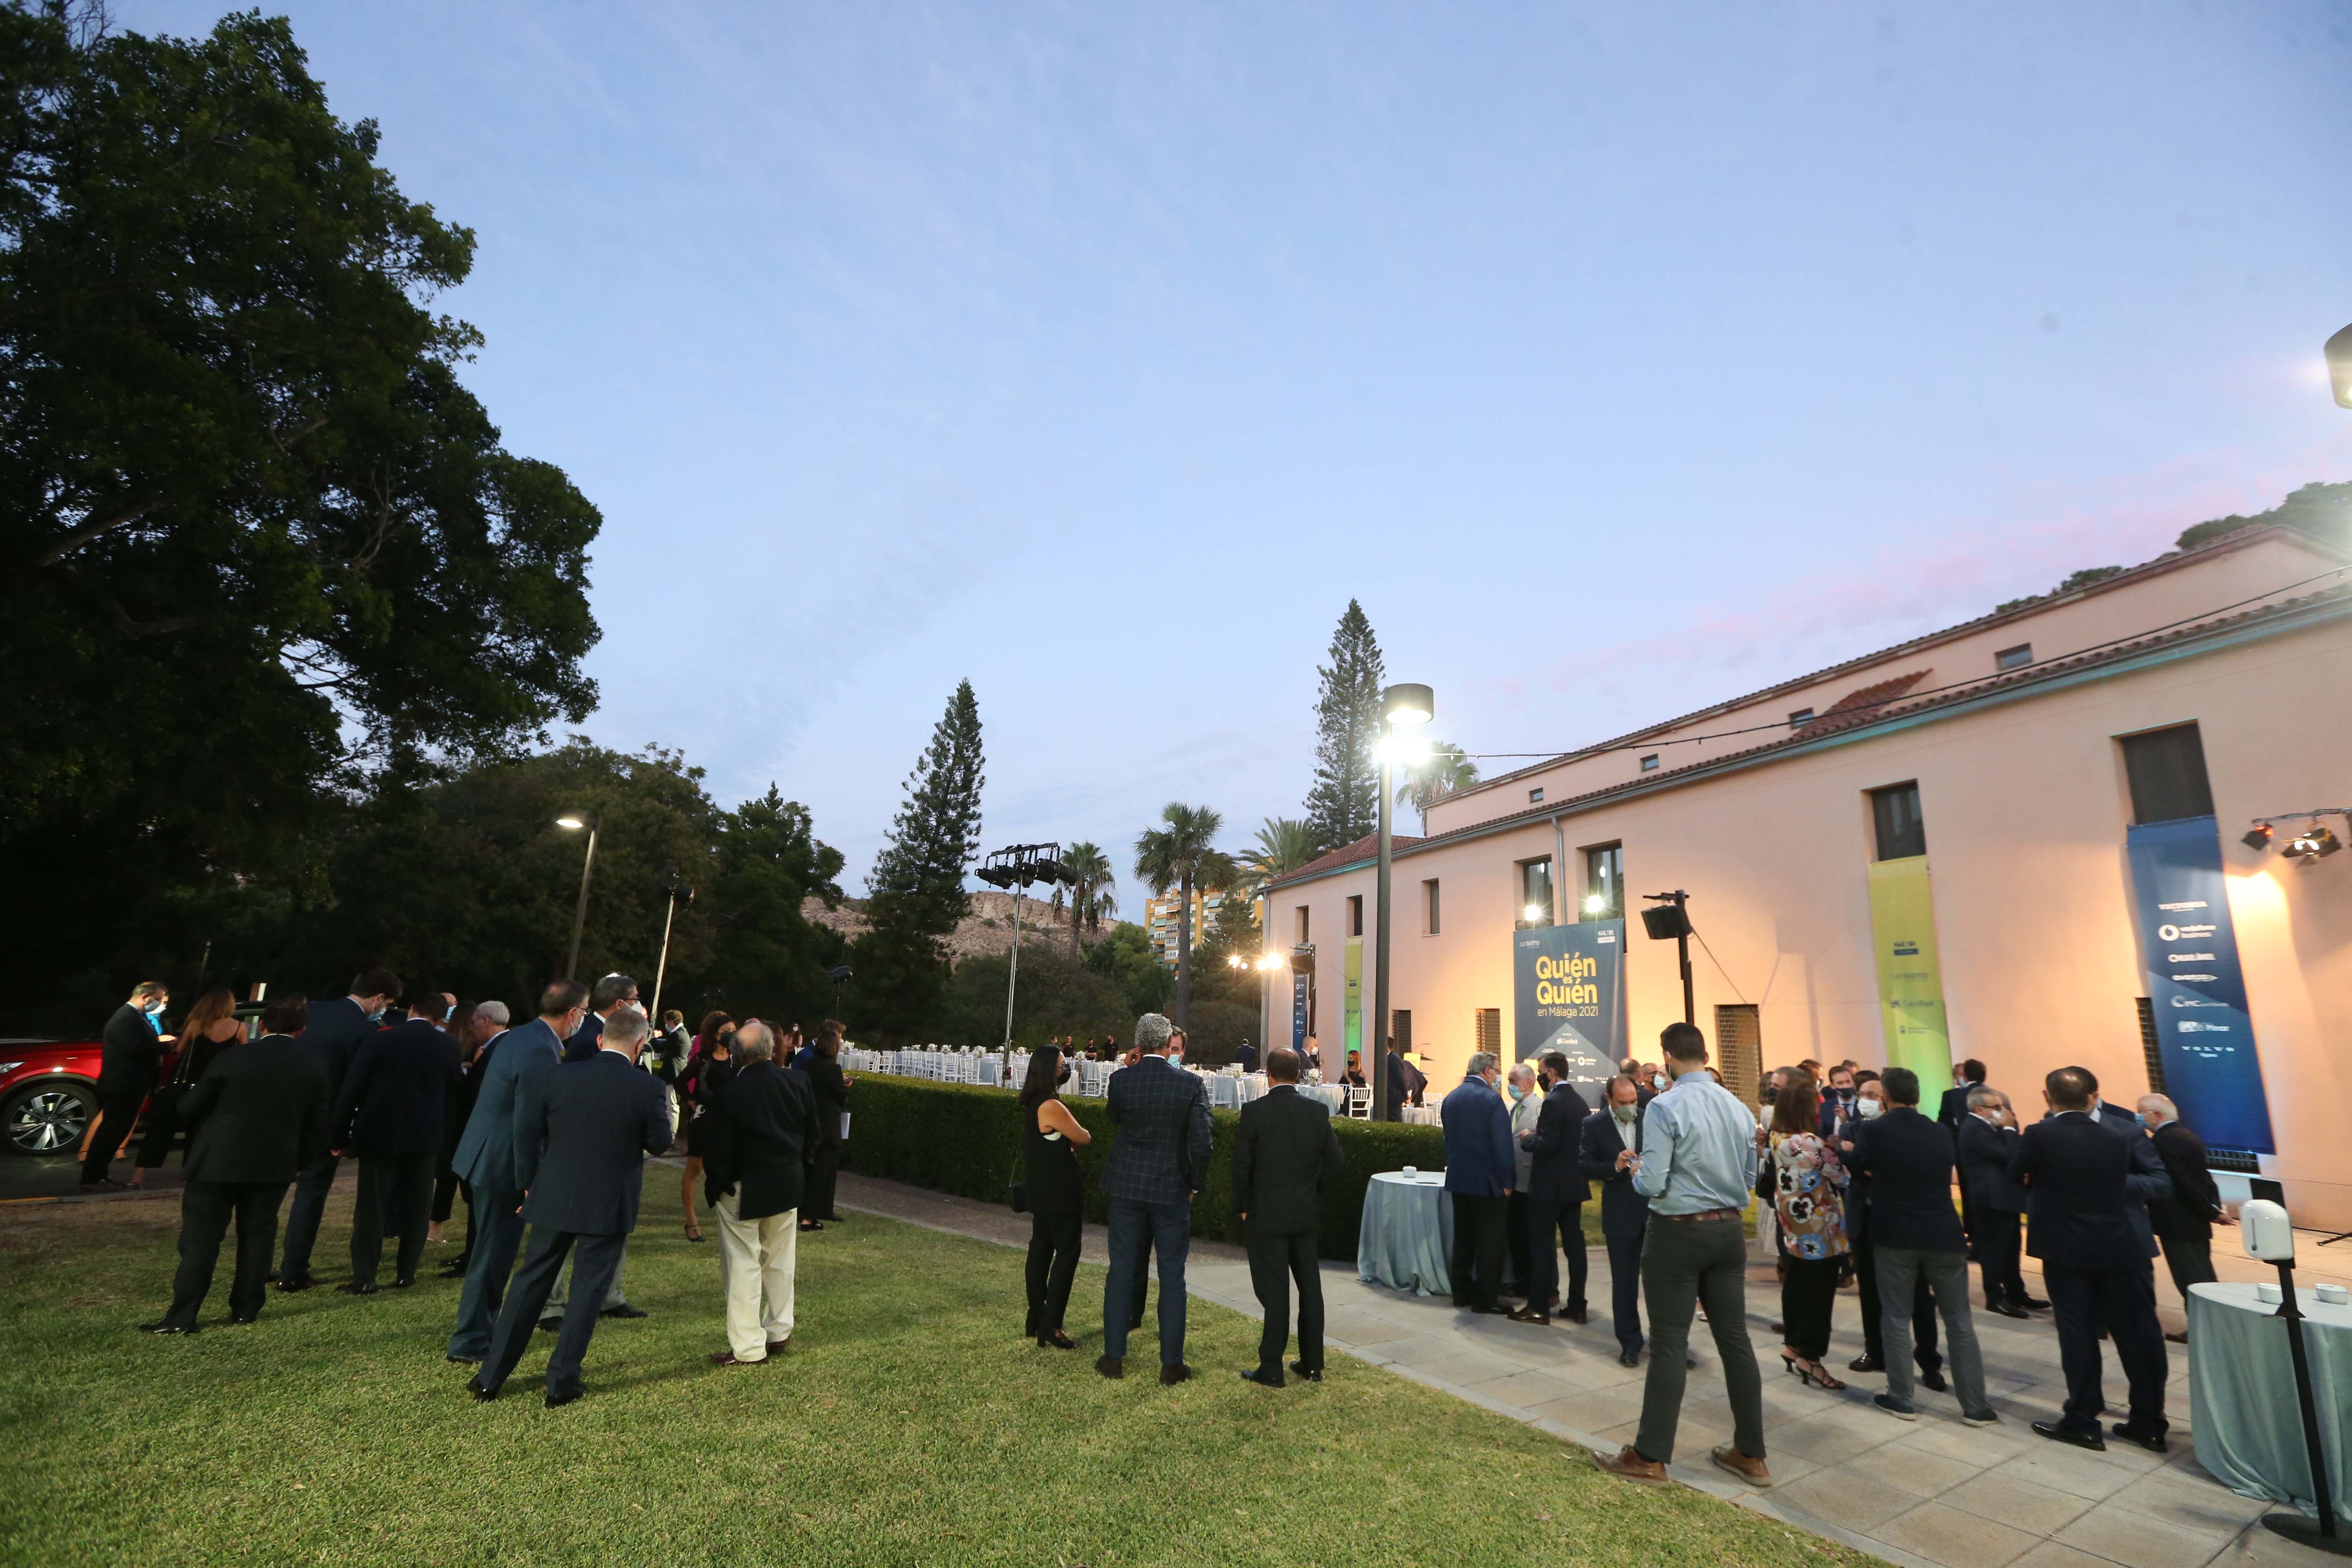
[1358, 1171, 1453, 1296]
[2187, 1280, 2352, 1519]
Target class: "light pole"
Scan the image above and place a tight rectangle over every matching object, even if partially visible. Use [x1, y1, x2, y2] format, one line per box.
[1640, 889, 1695, 1026]
[1373, 682, 1433, 1122]
[648, 875, 691, 1027]
[2327, 320, 2352, 409]
[555, 813, 598, 982]
[977, 844, 1074, 1073]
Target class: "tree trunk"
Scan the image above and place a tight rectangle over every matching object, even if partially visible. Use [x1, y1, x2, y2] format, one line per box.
[1174, 871, 1192, 1028]
[1071, 878, 1086, 959]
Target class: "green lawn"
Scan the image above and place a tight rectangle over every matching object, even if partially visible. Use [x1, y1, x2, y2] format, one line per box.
[0, 1176, 1878, 1568]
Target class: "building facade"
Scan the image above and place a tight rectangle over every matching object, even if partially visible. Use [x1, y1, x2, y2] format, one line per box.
[1144, 888, 1228, 968]
[1263, 527, 2352, 1227]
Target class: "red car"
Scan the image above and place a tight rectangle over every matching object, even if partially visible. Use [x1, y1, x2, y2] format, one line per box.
[1, 1038, 105, 1156]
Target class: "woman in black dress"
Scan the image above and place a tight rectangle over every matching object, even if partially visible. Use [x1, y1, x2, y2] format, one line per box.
[799, 1020, 854, 1231]
[677, 1014, 735, 1243]
[1019, 1045, 1092, 1349]
[132, 988, 242, 1185]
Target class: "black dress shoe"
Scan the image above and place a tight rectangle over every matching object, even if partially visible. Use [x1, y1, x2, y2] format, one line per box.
[600, 1303, 648, 1320]
[1471, 1304, 1512, 1316]
[390, 1275, 416, 1289]
[467, 1378, 498, 1402]
[139, 1321, 198, 1335]
[1159, 1363, 1195, 1386]
[545, 1386, 583, 1408]
[2163, 1330, 2187, 1344]
[1619, 1350, 1641, 1367]
[265, 1269, 280, 1283]
[1508, 1305, 1550, 1325]
[1095, 1355, 1124, 1379]
[1288, 1361, 1323, 1382]
[2017, 1295, 2049, 1309]
[447, 1353, 483, 1366]
[2032, 1420, 2105, 1451]
[1917, 1367, 1949, 1393]
[1239, 1367, 1284, 1387]
[1847, 1352, 1884, 1373]
[276, 1274, 317, 1293]
[2110, 1423, 2170, 1454]
[336, 1281, 379, 1296]
[1989, 1302, 2032, 1319]
[228, 1314, 259, 1326]
[1563, 1307, 1589, 1325]
[536, 1314, 562, 1333]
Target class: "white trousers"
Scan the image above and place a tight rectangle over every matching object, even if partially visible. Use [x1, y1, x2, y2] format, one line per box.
[715, 1190, 797, 1360]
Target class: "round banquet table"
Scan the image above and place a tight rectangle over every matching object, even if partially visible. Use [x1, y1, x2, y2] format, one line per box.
[1358, 1170, 1453, 1296]
[2186, 1280, 2352, 1519]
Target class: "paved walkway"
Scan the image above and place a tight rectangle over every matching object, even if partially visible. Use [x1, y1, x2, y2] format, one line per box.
[830, 1171, 2346, 1568]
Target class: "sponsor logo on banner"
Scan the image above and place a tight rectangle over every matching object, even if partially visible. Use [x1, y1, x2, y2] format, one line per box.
[1512, 922, 1625, 1099]
[2125, 816, 2274, 1153]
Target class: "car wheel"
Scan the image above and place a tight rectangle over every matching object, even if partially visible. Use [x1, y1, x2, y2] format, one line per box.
[4, 1080, 97, 1156]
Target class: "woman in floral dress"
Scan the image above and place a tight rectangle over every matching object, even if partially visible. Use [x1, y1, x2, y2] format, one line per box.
[1769, 1074, 1850, 1390]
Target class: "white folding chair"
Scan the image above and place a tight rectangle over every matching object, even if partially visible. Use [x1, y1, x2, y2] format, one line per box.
[1347, 1086, 1372, 1120]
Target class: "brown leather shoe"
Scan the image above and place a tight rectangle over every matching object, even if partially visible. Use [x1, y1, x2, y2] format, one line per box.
[1507, 1305, 1550, 1325]
[765, 1338, 791, 1355]
[1593, 1446, 1670, 1484]
[1711, 1446, 1770, 1487]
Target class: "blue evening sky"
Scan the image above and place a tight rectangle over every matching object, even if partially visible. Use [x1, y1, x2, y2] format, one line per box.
[126, 3, 2352, 891]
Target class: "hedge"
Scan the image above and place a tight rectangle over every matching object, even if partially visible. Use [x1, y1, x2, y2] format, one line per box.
[843, 1075, 1448, 1262]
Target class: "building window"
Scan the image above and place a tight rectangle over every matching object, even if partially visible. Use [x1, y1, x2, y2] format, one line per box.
[1346, 895, 1363, 936]
[1516, 858, 1553, 925]
[1583, 843, 1623, 920]
[1422, 878, 1441, 935]
[1639, 754, 1660, 772]
[1475, 1008, 1502, 1057]
[1995, 643, 2033, 671]
[1294, 906, 1309, 945]
[1391, 1009, 1413, 1058]
[2120, 723, 2215, 824]
[1870, 781, 1928, 860]
[1788, 707, 1814, 725]
[1527, 786, 1544, 803]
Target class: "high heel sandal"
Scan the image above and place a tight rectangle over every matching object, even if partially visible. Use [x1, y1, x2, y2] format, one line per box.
[684, 1219, 704, 1243]
[1798, 1359, 1846, 1391]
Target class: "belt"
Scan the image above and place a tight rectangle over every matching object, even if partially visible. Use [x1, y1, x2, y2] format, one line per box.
[1660, 1207, 1743, 1224]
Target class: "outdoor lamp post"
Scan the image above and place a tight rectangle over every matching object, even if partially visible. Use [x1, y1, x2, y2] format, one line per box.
[1374, 682, 1433, 1122]
[648, 875, 691, 1028]
[555, 813, 598, 982]
[2327, 320, 2352, 410]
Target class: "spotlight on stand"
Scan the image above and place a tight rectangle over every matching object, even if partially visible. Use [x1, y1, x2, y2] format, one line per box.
[2282, 822, 2342, 866]
[2241, 824, 2275, 852]
[1641, 890, 1696, 1026]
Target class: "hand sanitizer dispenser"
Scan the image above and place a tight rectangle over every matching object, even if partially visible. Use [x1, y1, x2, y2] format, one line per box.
[2240, 1198, 2295, 1263]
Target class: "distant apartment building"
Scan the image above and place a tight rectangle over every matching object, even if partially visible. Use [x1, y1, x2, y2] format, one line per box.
[1145, 889, 1227, 967]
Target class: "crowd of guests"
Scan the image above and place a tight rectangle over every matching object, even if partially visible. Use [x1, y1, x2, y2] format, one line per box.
[85, 969, 854, 1406]
[1433, 1027, 2226, 1488]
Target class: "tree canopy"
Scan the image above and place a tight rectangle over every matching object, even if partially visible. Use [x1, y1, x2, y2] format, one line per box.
[855, 680, 987, 1043]
[1302, 600, 1385, 853]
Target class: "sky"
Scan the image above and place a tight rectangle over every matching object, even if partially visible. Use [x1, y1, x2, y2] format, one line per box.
[125, 1, 2352, 892]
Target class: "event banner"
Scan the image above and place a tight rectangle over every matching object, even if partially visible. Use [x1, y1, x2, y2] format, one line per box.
[1343, 936, 1362, 1059]
[1866, 857, 1954, 1083]
[2125, 816, 2275, 1154]
[1511, 921, 1625, 1099]
[1291, 969, 1309, 1055]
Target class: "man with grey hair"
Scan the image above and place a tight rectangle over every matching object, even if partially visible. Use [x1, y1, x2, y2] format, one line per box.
[470, 999, 671, 1407]
[705, 1019, 815, 1367]
[1441, 1051, 1514, 1315]
[1098, 1013, 1214, 1383]
[1957, 1086, 2035, 1317]
[2136, 1094, 2221, 1335]
[1504, 1063, 1541, 1294]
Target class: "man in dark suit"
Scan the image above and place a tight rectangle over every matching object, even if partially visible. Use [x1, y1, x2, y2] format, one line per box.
[1383, 1046, 1428, 1119]
[563, 972, 639, 1064]
[445, 981, 583, 1364]
[1937, 1058, 1986, 1139]
[2136, 1094, 2222, 1336]
[1441, 1051, 1514, 1315]
[470, 1005, 671, 1406]
[1234, 1046, 1345, 1387]
[1580, 1075, 1648, 1364]
[2008, 1066, 2172, 1452]
[331, 991, 464, 1293]
[706, 1019, 816, 1366]
[1956, 1086, 2037, 1316]
[1847, 1068, 1997, 1423]
[1235, 1039, 1258, 1074]
[141, 995, 328, 1333]
[1511, 1052, 1592, 1326]
[1841, 1079, 1945, 1383]
[81, 980, 172, 1190]
[1097, 1013, 1214, 1384]
[276, 968, 401, 1289]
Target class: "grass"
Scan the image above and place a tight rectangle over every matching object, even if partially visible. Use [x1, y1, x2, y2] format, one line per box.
[0, 1174, 1881, 1568]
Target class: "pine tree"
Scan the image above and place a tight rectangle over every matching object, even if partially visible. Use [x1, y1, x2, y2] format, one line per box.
[854, 680, 986, 1041]
[1302, 599, 1386, 853]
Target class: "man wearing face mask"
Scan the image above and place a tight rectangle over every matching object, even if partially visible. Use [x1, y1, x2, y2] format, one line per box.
[1504, 1063, 1542, 1296]
[1581, 1075, 1650, 1362]
[1842, 1078, 1944, 1382]
[81, 980, 172, 1190]
[1818, 1065, 1860, 1140]
[276, 968, 402, 1291]
[1513, 1053, 1592, 1327]
[1441, 1053, 1516, 1315]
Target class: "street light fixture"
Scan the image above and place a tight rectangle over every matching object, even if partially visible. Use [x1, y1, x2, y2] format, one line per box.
[555, 813, 598, 982]
[2328, 321, 2352, 410]
[1374, 682, 1433, 1122]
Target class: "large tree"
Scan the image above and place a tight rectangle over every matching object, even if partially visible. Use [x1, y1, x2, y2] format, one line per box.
[1302, 599, 1385, 853]
[1133, 801, 1235, 1029]
[0, 5, 600, 1000]
[854, 680, 986, 1043]
[692, 785, 848, 1027]
[1060, 840, 1116, 956]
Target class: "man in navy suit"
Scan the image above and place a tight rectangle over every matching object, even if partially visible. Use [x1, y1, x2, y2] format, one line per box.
[275, 968, 401, 1290]
[331, 991, 463, 1293]
[1441, 1052, 1514, 1314]
[563, 972, 639, 1063]
[1580, 1075, 1649, 1364]
[1097, 1013, 1214, 1384]
[1511, 1051, 1591, 1326]
[445, 980, 584, 1364]
[2009, 1066, 2172, 1452]
[470, 1004, 672, 1407]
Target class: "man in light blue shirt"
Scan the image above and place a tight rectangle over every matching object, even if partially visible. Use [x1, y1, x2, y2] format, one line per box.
[1595, 1022, 1769, 1490]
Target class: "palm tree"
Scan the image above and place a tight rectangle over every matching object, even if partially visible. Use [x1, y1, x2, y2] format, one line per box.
[1396, 741, 1480, 831]
[1133, 803, 1237, 1028]
[1061, 841, 1117, 957]
[1239, 816, 1319, 896]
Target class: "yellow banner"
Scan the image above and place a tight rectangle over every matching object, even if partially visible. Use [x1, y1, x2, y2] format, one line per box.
[1343, 936, 1362, 1058]
[1867, 856, 1952, 1082]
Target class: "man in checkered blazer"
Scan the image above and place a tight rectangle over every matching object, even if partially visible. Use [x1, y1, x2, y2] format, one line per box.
[1097, 1012, 1215, 1384]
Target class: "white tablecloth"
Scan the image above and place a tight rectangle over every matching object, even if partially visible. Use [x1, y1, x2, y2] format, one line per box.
[1357, 1170, 1452, 1295]
[2188, 1280, 2352, 1518]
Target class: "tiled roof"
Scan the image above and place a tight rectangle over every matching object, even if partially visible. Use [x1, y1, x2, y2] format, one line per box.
[1266, 833, 1422, 890]
[1271, 579, 2352, 883]
[1792, 669, 1931, 740]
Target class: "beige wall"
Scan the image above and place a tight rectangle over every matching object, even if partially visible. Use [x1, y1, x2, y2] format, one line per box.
[1274, 604, 2352, 1229]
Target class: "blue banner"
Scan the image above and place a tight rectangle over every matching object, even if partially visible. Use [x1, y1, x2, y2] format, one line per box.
[2124, 816, 2274, 1154]
[1513, 921, 1627, 1102]
[1291, 970, 1309, 1056]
